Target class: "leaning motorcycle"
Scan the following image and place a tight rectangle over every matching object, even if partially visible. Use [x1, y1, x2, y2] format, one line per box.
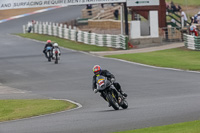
[45, 46, 52, 62]
[96, 75, 128, 110]
[52, 48, 60, 64]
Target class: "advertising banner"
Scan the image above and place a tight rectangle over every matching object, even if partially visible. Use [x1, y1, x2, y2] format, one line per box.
[0, 0, 126, 10]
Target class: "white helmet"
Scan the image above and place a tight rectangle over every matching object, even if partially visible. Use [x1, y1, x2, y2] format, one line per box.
[53, 43, 58, 47]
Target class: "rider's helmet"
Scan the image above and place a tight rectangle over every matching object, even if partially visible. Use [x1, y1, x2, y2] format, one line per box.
[93, 65, 101, 76]
[47, 40, 51, 43]
[53, 43, 58, 47]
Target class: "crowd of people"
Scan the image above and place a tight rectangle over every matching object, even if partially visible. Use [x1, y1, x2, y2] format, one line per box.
[189, 12, 200, 36]
[166, 1, 200, 36]
[190, 12, 200, 24]
[166, 1, 182, 13]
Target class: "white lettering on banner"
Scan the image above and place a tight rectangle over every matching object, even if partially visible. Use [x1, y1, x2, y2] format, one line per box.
[0, 0, 125, 10]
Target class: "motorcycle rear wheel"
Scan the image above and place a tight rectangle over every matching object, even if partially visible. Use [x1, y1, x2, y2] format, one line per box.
[55, 53, 58, 64]
[121, 99, 128, 109]
[47, 51, 51, 62]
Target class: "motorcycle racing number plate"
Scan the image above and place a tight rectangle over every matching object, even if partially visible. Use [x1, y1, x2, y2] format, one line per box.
[98, 79, 105, 87]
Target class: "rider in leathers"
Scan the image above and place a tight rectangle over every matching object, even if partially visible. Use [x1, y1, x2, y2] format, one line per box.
[43, 40, 53, 58]
[92, 65, 127, 105]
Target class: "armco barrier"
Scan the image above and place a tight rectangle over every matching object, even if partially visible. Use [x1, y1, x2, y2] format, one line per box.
[23, 21, 128, 50]
[184, 34, 200, 50]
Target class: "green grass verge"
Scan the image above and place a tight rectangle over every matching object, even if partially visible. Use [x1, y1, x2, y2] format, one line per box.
[0, 99, 76, 122]
[166, 0, 200, 6]
[106, 47, 200, 71]
[16, 33, 117, 52]
[115, 120, 200, 133]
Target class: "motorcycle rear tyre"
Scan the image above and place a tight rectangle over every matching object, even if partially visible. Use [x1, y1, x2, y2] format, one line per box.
[55, 53, 58, 64]
[47, 51, 51, 62]
[121, 99, 128, 109]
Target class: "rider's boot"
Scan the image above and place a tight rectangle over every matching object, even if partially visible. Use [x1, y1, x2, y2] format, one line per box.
[117, 87, 127, 97]
[120, 91, 127, 97]
[117, 88, 127, 97]
[113, 82, 127, 97]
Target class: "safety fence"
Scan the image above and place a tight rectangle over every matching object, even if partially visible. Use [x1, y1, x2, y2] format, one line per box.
[23, 21, 128, 49]
[159, 27, 182, 42]
[184, 34, 200, 50]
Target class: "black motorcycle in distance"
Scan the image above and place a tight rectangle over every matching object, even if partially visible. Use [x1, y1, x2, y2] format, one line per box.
[96, 75, 128, 110]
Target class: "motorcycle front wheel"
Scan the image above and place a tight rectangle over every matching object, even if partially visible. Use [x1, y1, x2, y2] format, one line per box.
[107, 92, 119, 110]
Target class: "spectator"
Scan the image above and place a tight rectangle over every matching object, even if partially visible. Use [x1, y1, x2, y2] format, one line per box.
[197, 12, 200, 24]
[170, 1, 181, 12]
[86, 4, 92, 9]
[86, 4, 92, 15]
[170, 1, 176, 12]
[194, 14, 198, 23]
[190, 17, 194, 25]
[180, 9, 188, 26]
[113, 9, 119, 20]
[189, 25, 198, 36]
[27, 20, 36, 33]
[177, 5, 182, 12]
[32, 20, 36, 24]
[31, 20, 36, 32]
[27, 21, 33, 33]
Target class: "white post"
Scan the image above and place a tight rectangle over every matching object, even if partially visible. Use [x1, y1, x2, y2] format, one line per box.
[130, 21, 141, 39]
[23, 25, 26, 33]
[149, 11, 159, 37]
[120, 5, 124, 35]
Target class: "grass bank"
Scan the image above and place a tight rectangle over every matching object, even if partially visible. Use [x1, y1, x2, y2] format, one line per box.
[0, 99, 76, 122]
[106, 47, 200, 71]
[115, 120, 200, 133]
[17, 33, 117, 52]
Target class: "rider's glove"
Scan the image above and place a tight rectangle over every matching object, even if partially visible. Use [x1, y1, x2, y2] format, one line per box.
[111, 78, 115, 83]
[94, 89, 98, 93]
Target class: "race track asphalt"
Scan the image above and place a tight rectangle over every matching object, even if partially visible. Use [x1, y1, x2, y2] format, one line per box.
[0, 5, 200, 133]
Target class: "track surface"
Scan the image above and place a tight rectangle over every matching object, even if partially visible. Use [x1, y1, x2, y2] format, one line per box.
[0, 5, 200, 133]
